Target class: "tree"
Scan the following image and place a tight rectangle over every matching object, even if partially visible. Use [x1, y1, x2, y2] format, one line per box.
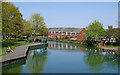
[105, 28, 120, 42]
[0, 1, 2, 43]
[0, 1, 2, 35]
[2, 2, 23, 39]
[86, 20, 106, 41]
[29, 13, 48, 36]
[21, 19, 33, 35]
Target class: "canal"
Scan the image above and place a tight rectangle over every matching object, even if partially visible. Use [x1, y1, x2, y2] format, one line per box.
[2, 41, 119, 73]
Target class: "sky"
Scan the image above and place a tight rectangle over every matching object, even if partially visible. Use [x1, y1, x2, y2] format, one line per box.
[13, 2, 118, 29]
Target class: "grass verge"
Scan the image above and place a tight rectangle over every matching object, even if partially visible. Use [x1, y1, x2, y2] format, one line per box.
[1, 40, 35, 56]
[105, 45, 120, 48]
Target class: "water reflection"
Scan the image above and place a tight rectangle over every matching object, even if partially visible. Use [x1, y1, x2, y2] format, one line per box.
[26, 47, 48, 73]
[84, 48, 118, 72]
[48, 41, 86, 52]
[48, 41, 118, 72]
[48, 41, 118, 55]
[2, 60, 25, 73]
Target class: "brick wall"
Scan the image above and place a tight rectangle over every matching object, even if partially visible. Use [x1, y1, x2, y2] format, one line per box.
[76, 28, 86, 40]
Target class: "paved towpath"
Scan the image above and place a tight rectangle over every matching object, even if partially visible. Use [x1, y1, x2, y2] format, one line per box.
[0, 43, 43, 63]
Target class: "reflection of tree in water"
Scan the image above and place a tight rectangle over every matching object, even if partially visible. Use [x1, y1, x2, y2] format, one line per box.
[2, 60, 25, 73]
[84, 48, 118, 72]
[26, 47, 48, 73]
[84, 49, 105, 72]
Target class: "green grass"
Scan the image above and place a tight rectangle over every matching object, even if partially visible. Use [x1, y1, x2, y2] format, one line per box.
[1, 40, 35, 56]
[105, 45, 120, 48]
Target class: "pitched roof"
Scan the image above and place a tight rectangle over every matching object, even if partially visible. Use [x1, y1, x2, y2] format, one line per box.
[48, 27, 84, 33]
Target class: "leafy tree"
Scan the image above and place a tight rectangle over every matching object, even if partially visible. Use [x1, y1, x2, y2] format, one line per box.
[2, 2, 23, 39]
[21, 19, 33, 35]
[86, 20, 106, 41]
[29, 13, 48, 36]
[0, 1, 2, 47]
[105, 28, 120, 42]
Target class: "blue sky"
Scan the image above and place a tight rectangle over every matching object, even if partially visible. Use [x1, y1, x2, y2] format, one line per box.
[13, 2, 118, 29]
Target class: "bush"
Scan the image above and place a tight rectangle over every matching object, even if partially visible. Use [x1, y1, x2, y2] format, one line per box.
[25, 40, 29, 42]
[51, 38, 54, 41]
[113, 42, 120, 46]
[2, 40, 18, 47]
[18, 39, 26, 41]
[25, 39, 32, 42]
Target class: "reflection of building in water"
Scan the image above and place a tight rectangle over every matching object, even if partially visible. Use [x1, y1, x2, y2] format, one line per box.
[51, 43, 53, 48]
[48, 42, 82, 50]
[98, 48, 103, 53]
[70, 45, 72, 49]
[75, 46, 77, 49]
[54, 44, 56, 48]
[50, 44, 51, 48]
[58, 44, 60, 48]
[53, 44, 54, 48]
[105, 51, 116, 55]
[101, 50, 117, 55]
[62, 43, 63, 48]
[66, 43, 68, 49]
[79, 47, 86, 52]
[48, 42, 87, 52]
[63, 44, 66, 48]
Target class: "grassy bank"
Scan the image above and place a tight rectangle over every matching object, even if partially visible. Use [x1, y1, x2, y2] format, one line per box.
[1, 39, 35, 56]
[105, 45, 120, 48]
[45, 38, 86, 44]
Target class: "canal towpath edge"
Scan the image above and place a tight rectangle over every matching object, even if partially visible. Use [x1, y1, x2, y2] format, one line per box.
[0, 43, 48, 67]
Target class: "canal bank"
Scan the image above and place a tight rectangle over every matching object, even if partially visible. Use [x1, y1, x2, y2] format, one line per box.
[99, 46, 120, 57]
[0, 43, 48, 67]
[2, 41, 119, 73]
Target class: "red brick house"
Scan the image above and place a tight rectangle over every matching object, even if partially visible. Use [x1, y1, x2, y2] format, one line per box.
[47, 28, 86, 40]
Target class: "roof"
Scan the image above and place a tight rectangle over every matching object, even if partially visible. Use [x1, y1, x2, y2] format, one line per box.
[48, 27, 84, 33]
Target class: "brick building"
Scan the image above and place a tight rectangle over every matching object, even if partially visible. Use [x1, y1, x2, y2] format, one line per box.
[48, 28, 86, 40]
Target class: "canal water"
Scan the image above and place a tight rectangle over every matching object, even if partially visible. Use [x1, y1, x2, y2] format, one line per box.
[2, 41, 119, 73]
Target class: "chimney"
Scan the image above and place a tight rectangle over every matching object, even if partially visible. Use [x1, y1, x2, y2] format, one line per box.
[108, 26, 113, 29]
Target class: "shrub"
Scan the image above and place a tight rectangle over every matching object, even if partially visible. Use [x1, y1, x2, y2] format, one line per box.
[25, 39, 33, 42]
[2, 40, 18, 47]
[18, 39, 26, 41]
[113, 42, 120, 46]
[51, 38, 54, 41]
[25, 40, 29, 42]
